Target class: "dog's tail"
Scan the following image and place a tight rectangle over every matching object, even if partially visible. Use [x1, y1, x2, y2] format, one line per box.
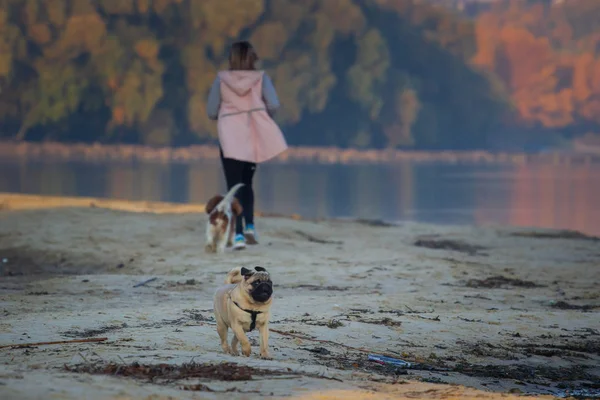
[225, 267, 244, 284]
[216, 183, 244, 212]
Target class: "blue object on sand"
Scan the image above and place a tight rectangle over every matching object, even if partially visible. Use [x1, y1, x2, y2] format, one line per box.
[368, 354, 412, 368]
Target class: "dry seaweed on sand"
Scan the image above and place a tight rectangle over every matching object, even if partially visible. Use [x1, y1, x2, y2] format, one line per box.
[62, 324, 127, 338]
[509, 230, 599, 241]
[293, 230, 343, 245]
[549, 301, 599, 311]
[64, 362, 284, 382]
[465, 275, 543, 289]
[453, 363, 597, 384]
[355, 219, 397, 227]
[64, 361, 344, 386]
[414, 238, 487, 255]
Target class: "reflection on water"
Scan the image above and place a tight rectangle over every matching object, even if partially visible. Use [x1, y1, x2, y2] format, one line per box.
[1, 160, 599, 236]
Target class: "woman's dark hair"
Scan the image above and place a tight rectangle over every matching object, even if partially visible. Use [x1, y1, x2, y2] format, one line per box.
[228, 41, 258, 70]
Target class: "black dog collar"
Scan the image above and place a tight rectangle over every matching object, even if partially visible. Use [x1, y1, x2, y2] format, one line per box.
[232, 300, 262, 332]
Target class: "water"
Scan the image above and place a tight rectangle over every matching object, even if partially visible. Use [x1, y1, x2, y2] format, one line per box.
[1, 159, 600, 236]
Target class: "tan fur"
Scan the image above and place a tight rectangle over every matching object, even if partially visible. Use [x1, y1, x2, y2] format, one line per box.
[213, 267, 273, 359]
[225, 267, 244, 284]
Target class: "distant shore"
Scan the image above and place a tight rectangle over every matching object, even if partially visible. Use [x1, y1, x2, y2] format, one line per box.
[1, 140, 599, 165]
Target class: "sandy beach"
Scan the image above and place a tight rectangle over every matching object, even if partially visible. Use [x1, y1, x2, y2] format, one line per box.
[0, 193, 598, 399]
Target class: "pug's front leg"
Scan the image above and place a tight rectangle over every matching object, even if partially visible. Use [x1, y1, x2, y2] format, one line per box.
[230, 323, 251, 357]
[258, 322, 271, 359]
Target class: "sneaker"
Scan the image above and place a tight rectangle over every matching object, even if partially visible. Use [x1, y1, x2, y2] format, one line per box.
[244, 224, 258, 245]
[233, 234, 246, 250]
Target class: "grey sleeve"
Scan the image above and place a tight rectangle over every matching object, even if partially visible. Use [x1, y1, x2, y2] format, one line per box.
[206, 76, 221, 120]
[262, 74, 280, 115]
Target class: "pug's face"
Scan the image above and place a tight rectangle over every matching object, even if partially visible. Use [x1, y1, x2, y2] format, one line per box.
[241, 266, 273, 303]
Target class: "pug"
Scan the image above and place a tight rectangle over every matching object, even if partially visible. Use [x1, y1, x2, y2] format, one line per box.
[213, 266, 273, 359]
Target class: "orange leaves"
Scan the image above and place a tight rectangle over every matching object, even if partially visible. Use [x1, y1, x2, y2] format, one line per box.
[319, 0, 366, 36]
[134, 39, 159, 61]
[573, 53, 595, 102]
[28, 23, 52, 45]
[47, 12, 106, 59]
[112, 106, 125, 125]
[471, 14, 501, 69]
[43, 0, 68, 27]
[472, 0, 600, 131]
[109, 60, 164, 127]
[99, 0, 136, 15]
[1, 0, 599, 146]
[250, 22, 288, 61]
[189, 0, 264, 56]
[0, 8, 24, 78]
[107, 76, 118, 91]
[498, 26, 553, 90]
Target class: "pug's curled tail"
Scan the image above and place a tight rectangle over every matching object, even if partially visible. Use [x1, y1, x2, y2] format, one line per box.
[225, 267, 243, 284]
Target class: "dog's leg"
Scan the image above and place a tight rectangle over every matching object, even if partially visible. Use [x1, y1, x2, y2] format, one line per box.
[217, 219, 229, 253]
[216, 319, 230, 354]
[226, 218, 235, 247]
[205, 225, 216, 253]
[217, 234, 227, 253]
[257, 322, 271, 359]
[230, 335, 239, 356]
[230, 323, 251, 357]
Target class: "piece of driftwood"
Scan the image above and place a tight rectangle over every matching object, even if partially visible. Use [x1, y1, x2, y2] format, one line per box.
[0, 337, 108, 349]
[133, 277, 157, 287]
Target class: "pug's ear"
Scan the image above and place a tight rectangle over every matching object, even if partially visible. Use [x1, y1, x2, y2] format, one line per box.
[254, 266, 266, 272]
[241, 267, 254, 279]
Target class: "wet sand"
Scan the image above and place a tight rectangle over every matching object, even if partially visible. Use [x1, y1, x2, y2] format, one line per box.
[0, 193, 598, 399]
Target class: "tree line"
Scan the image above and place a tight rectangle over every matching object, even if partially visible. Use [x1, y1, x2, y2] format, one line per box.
[0, 0, 598, 150]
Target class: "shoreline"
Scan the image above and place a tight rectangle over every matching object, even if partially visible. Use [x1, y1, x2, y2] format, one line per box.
[1, 140, 600, 165]
[0, 192, 207, 214]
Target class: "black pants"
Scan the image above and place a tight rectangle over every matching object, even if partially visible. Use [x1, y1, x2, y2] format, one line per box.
[220, 149, 256, 235]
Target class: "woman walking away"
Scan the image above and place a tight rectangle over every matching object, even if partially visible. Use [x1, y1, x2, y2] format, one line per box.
[207, 41, 287, 250]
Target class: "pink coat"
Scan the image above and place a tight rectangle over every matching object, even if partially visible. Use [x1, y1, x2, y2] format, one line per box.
[217, 71, 288, 164]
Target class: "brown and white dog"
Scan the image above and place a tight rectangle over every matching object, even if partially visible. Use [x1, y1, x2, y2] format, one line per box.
[205, 183, 244, 253]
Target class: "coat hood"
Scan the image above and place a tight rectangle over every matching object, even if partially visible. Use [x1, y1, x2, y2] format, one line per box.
[218, 70, 264, 96]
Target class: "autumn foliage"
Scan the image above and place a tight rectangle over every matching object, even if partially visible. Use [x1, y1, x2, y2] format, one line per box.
[0, 0, 598, 150]
[471, 0, 600, 140]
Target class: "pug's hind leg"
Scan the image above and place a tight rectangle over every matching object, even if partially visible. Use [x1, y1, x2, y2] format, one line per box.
[230, 324, 251, 357]
[230, 335, 239, 356]
[217, 320, 230, 354]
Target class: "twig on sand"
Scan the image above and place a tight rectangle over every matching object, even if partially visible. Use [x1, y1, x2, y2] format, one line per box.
[293, 230, 343, 245]
[133, 277, 157, 288]
[0, 337, 108, 349]
[269, 328, 406, 362]
[415, 315, 441, 322]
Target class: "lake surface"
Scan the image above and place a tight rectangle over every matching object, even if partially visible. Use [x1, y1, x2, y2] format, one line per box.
[1, 159, 600, 236]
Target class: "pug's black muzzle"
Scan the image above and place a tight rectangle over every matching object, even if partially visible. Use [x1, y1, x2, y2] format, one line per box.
[251, 282, 273, 302]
